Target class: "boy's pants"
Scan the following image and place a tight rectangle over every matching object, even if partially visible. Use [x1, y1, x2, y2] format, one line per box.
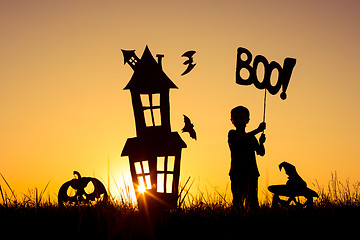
[230, 174, 259, 211]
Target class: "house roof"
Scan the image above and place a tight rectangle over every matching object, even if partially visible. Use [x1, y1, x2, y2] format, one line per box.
[121, 49, 137, 64]
[124, 46, 178, 92]
[121, 132, 186, 157]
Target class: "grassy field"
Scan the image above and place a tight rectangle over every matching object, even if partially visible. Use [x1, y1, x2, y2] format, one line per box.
[1, 173, 360, 239]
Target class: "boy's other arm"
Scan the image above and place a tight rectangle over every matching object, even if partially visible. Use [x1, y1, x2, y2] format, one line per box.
[228, 130, 236, 147]
[256, 134, 266, 156]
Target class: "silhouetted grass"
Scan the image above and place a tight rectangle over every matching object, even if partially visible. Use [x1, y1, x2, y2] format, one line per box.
[315, 172, 360, 207]
[0, 173, 360, 239]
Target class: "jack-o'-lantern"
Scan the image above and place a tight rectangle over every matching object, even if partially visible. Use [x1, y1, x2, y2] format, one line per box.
[58, 171, 108, 207]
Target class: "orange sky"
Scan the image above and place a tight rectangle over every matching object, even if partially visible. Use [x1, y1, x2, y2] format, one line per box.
[1, 0, 360, 202]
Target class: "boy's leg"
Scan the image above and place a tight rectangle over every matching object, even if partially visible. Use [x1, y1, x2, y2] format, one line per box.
[247, 177, 259, 211]
[231, 180, 240, 209]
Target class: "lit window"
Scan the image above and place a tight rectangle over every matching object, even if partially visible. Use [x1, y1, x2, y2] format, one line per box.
[152, 93, 160, 106]
[157, 156, 165, 171]
[166, 174, 173, 193]
[135, 162, 142, 174]
[167, 156, 175, 172]
[138, 177, 146, 193]
[143, 109, 153, 127]
[140, 94, 161, 127]
[129, 57, 138, 65]
[134, 160, 151, 191]
[140, 94, 150, 107]
[142, 161, 149, 173]
[157, 173, 164, 193]
[153, 108, 161, 126]
[145, 175, 151, 189]
[156, 156, 176, 193]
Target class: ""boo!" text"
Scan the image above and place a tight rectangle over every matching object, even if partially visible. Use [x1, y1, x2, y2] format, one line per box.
[236, 47, 296, 100]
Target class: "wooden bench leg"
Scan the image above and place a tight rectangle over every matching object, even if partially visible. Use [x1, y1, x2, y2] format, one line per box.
[272, 194, 280, 208]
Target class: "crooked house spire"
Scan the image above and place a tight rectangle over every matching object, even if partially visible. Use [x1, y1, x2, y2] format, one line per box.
[121, 46, 186, 213]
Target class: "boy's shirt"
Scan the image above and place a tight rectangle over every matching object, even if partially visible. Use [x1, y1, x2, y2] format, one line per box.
[228, 129, 261, 177]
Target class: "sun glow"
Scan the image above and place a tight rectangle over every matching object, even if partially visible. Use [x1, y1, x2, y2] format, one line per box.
[138, 184, 146, 194]
[138, 177, 147, 193]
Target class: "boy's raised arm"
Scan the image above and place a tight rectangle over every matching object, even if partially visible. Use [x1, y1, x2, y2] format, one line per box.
[247, 122, 266, 136]
[229, 122, 266, 141]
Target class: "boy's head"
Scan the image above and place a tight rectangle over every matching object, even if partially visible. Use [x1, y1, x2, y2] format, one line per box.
[231, 106, 250, 129]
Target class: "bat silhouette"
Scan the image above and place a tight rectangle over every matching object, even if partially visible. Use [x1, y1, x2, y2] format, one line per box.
[181, 50, 196, 76]
[182, 115, 197, 140]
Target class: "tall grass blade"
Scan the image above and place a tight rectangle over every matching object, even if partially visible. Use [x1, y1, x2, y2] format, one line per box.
[179, 177, 195, 208]
[0, 172, 16, 201]
[39, 180, 51, 203]
[207, 180, 228, 204]
[0, 185, 6, 206]
[178, 177, 191, 199]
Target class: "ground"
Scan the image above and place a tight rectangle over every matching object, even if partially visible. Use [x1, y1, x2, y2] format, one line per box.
[1, 203, 359, 239]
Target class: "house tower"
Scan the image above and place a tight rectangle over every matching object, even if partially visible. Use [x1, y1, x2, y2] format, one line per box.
[121, 46, 186, 212]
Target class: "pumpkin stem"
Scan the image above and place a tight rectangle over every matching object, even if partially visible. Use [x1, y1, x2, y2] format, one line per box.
[73, 171, 82, 179]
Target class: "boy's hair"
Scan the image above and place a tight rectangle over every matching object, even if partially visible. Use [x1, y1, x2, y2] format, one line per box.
[231, 106, 250, 118]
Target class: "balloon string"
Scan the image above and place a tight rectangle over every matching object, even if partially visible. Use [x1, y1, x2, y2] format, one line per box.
[262, 89, 267, 133]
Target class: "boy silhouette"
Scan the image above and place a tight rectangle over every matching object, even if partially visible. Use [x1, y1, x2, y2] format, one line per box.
[228, 106, 266, 211]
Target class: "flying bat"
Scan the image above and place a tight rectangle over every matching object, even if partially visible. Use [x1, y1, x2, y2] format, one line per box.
[182, 115, 197, 140]
[181, 50, 196, 76]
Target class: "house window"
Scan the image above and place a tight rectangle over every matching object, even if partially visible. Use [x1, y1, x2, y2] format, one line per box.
[129, 56, 138, 66]
[156, 156, 175, 193]
[134, 160, 151, 192]
[140, 94, 161, 127]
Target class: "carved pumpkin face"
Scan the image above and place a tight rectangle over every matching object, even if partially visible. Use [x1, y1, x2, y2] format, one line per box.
[58, 171, 108, 207]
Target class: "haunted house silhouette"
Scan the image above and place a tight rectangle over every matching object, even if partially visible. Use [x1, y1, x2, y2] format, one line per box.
[121, 46, 187, 212]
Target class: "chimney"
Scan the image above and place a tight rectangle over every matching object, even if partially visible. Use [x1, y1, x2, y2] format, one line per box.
[156, 54, 164, 69]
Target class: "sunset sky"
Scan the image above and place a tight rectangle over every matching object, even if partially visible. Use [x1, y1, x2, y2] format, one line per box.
[1, 0, 360, 202]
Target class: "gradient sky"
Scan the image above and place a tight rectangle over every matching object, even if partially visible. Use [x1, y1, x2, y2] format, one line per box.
[1, 0, 360, 202]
